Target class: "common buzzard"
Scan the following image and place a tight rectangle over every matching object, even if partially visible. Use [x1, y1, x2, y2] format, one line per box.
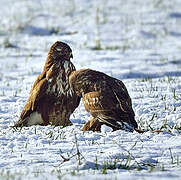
[13, 41, 80, 127]
[69, 69, 138, 132]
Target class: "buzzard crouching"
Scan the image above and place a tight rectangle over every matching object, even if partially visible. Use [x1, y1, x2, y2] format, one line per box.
[69, 69, 138, 132]
[13, 41, 80, 127]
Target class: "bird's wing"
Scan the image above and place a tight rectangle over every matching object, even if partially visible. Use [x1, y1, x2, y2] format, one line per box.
[111, 78, 135, 115]
[111, 78, 138, 129]
[29, 61, 56, 93]
[14, 78, 48, 126]
[83, 90, 136, 131]
[70, 69, 137, 131]
[26, 64, 59, 114]
[82, 91, 123, 128]
[70, 69, 133, 113]
[13, 66, 53, 127]
[29, 71, 46, 93]
[83, 91, 114, 112]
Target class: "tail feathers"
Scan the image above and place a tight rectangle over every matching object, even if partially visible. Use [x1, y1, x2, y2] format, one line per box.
[12, 117, 29, 128]
[116, 121, 134, 132]
[12, 112, 44, 127]
[130, 116, 138, 129]
[96, 115, 136, 132]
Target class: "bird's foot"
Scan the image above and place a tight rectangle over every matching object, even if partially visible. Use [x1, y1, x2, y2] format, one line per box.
[81, 118, 102, 132]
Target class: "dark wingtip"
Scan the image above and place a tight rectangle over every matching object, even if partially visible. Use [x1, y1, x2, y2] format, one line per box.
[11, 118, 28, 128]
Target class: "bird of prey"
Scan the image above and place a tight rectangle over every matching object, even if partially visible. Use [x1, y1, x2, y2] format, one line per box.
[13, 41, 80, 127]
[69, 69, 138, 132]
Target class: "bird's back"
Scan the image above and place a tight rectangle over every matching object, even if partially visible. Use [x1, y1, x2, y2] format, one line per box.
[69, 69, 138, 131]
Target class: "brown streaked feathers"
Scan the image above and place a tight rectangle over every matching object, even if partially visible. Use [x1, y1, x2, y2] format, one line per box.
[69, 69, 138, 132]
[13, 41, 80, 127]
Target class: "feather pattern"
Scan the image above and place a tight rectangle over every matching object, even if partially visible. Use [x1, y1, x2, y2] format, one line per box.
[13, 41, 80, 127]
[69, 69, 137, 132]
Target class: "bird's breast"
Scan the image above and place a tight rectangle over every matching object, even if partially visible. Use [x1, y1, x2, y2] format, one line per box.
[46, 61, 75, 98]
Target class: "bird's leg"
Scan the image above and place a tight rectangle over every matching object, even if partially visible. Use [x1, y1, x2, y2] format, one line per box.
[48, 104, 73, 126]
[81, 120, 91, 131]
[49, 115, 72, 126]
[81, 117, 102, 132]
[61, 118, 73, 127]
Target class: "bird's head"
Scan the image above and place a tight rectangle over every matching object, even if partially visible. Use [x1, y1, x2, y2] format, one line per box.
[49, 41, 73, 61]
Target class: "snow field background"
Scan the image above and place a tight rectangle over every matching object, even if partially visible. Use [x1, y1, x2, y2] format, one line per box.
[0, 0, 181, 179]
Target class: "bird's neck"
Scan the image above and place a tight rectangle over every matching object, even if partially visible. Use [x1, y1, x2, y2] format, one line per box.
[43, 55, 68, 72]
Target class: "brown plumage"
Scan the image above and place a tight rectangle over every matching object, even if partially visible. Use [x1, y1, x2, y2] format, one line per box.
[69, 69, 138, 132]
[13, 41, 80, 127]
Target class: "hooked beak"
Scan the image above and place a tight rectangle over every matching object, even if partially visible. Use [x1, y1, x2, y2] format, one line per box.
[70, 52, 73, 59]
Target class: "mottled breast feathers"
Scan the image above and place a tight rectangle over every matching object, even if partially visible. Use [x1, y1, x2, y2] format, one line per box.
[13, 41, 80, 127]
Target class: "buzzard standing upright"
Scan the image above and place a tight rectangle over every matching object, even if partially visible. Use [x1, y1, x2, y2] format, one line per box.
[69, 69, 138, 132]
[13, 41, 80, 127]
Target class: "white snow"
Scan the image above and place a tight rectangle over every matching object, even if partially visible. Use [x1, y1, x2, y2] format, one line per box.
[0, 0, 181, 179]
[101, 124, 113, 134]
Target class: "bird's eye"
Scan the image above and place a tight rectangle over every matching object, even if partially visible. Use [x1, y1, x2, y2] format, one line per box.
[56, 46, 62, 51]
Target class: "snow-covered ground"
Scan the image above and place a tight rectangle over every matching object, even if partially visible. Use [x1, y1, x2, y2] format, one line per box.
[0, 0, 181, 179]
